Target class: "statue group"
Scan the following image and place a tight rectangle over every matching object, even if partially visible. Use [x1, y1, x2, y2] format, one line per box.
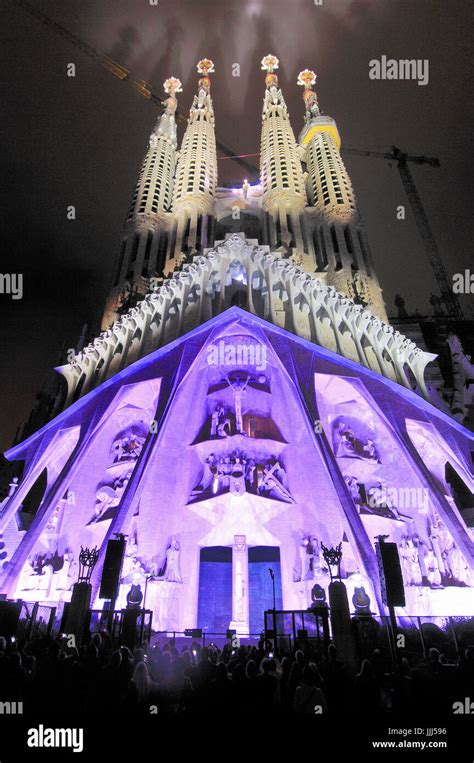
[16, 549, 75, 594]
[192, 451, 293, 502]
[399, 512, 472, 588]
[344, 475, 404, 521]
[334, 420, 380, 463]
[297, 534, 329, 582]
[123, 534, 182, 584]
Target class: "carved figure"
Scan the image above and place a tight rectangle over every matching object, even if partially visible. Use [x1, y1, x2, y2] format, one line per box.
[165, 537, 182, 583]
[225, 374, 250, 434]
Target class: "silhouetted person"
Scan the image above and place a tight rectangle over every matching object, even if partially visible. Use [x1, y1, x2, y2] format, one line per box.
[126, 661, 160, 712]
[355, 660, 381, 712]
[279, 656, 292, 712]
[324, 644, 347, 713]
[457, 646, 474, 697]
[208, 662, 233, 712]
[294, 665, 327, 713]
[258, 658, 279, 712]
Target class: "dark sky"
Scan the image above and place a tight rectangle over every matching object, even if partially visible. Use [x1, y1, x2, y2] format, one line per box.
[0, 0, 472, 452]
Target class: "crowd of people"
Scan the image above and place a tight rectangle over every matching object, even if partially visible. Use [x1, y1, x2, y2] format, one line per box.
[0, 633, 473, 714]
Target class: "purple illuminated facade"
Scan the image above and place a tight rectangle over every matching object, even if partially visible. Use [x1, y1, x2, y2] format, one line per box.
[0, 59, 472, 634]
[1, 308, 473, 632]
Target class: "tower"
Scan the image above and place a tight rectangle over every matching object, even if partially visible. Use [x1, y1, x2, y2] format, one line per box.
[297, 69, 388, 322]
[168, 59, 218, 274]
[102, 77, 182, 329]
[260, 55, 308, 265]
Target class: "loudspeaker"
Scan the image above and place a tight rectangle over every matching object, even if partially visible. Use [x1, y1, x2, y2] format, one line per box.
[0, 601, 21, 639]
[99, 538, 126, 600]
[375, 541, 405, 607]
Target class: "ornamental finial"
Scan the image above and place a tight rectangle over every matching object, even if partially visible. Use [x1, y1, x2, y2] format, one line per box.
[160, 77, 181, 123]
[197, 59, 215, 76]
[261, 54, 279, 90]
[163, 77, 183, 96]
[297, 69, 317, 89]
[261, 54, 279, 73]
[196, 59, 215, 93]
[298, 69, 320, 117]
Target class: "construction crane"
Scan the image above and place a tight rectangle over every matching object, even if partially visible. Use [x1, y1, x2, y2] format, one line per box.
[342, 146, 463, 319]
[10, 0, 462, 318]
[9, 0, 259, 179]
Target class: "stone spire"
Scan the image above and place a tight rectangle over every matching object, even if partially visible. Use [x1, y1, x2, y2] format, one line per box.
[153, 76, 182, 147]
[101, 77, 182, 329]
[259, 55, 308, 264]
[297, 69, 321, 119]
[297, 69, 388, 322]
[169, 59, 218, 273]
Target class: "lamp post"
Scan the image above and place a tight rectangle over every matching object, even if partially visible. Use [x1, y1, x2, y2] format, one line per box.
[321, 542, 343, 582]
[268, 567, 276, 611]
[321, 541, 358, 673]
[267, 567, 277, 655]
[64, 546, 99, 646]
[77, 546, 99, 584]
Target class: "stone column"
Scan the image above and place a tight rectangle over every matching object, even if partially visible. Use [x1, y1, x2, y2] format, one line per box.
[230, 535, 249, 635]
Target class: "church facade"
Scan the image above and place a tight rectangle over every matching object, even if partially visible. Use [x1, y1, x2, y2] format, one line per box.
[0, 58, 472, 635]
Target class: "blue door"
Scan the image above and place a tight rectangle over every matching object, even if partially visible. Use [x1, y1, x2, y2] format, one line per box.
[197, 546, 232, 634]
[248, 546, 282, 636]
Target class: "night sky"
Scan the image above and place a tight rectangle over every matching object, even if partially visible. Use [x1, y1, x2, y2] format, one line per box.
[0, 0, 472, 452]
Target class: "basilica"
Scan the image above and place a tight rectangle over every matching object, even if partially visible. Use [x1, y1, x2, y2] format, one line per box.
[0, 57, 472, 635]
